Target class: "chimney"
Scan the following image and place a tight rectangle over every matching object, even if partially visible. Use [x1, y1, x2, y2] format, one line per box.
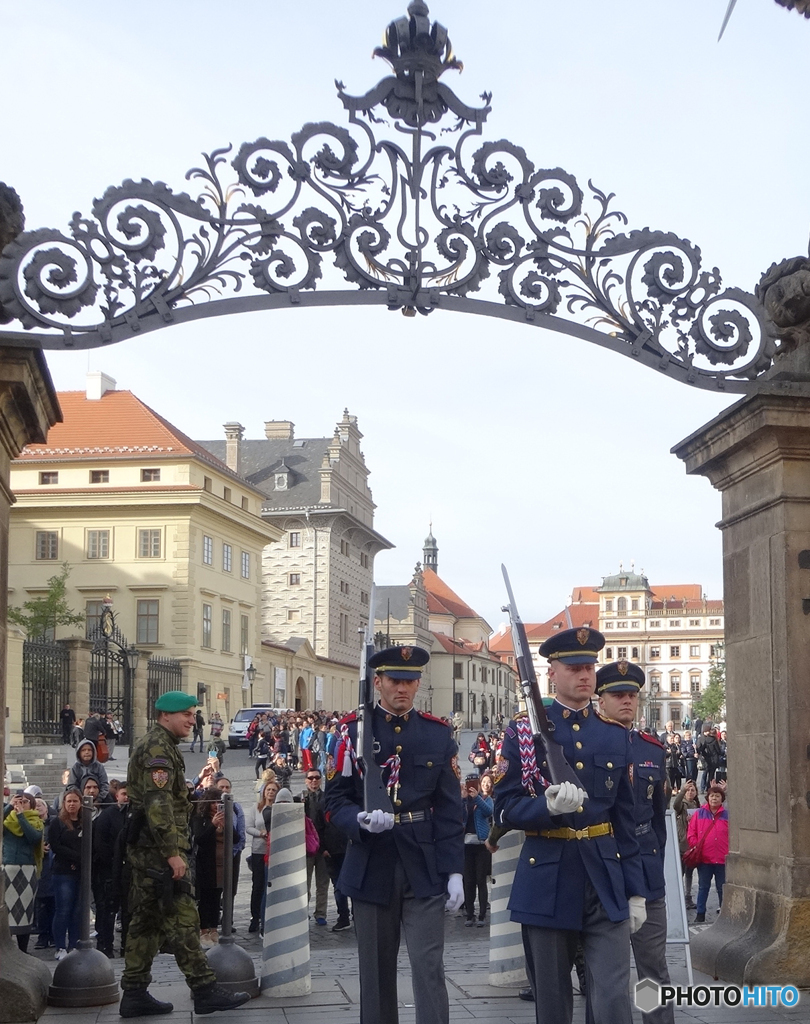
[223, 421, 244, 475]
[86, 371, 116, 400]
[264, 420, 294, 440]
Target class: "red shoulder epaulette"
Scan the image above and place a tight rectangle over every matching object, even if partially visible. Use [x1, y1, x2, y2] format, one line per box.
[639, 731, 665, 749]
[417, 710, 450, 727]
[339, 711, 357, 725]
[595, 709, 628, 730]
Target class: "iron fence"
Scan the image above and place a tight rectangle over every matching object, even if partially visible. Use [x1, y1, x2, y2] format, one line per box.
[147, 657, 183, 728]
[22, 638, 70, 739]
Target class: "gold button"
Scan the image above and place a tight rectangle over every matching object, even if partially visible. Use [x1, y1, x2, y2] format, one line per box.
[394, 726, 401, 733]
[572, 724, 580, 732]
[575, 742, 582, 750]
[395, 746, 402, 754]
[607, 762, 613, 769]
[576, 762, 584, 770]
[529, 858, 536, 865]
[395, 799, 402, 806]
[427, 761, 433, 768]
[576, 806, 584, 813]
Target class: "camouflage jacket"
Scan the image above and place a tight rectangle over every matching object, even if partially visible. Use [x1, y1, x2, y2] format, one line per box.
[127, 722, 192, 859]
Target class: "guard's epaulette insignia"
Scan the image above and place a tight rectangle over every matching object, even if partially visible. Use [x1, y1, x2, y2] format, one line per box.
[595, 710, 627, 729]
[451, 755, 461, 780]
[325, 754, 337, 781]
[639, 731, 665, 749]
[146, 757, 170, 768]
[417, 711, 450, 727]
[491, 759, 509, 785]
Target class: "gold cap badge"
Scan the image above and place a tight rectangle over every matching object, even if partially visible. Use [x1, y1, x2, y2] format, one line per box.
[401, 647, 413, 661]
[618, 659, 629, 676]
[576, 627, 589, 646]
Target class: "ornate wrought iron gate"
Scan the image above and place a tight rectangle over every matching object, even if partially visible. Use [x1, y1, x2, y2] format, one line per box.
[21, 638, 70, 740]
[88, 623, 131, 743]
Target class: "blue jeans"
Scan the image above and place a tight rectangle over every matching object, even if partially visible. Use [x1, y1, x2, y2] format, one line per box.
[52, 873, 81, 951]
[696, 862, 725, 916]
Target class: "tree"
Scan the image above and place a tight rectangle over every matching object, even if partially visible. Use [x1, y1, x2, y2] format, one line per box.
[692, 646, 726, 722]
[7, 563, 85, 639]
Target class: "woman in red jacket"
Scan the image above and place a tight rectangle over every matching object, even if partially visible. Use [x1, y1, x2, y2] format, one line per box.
[686, 783, 729, 923]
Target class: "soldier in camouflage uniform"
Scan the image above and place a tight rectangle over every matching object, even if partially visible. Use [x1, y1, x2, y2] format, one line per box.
[119, 690, 250, 1018]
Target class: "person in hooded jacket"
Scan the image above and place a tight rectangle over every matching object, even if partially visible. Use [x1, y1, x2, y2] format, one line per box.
[67, 739, 110, 802]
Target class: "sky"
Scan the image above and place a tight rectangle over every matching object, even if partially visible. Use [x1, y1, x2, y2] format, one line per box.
[3, 0, 808, 631]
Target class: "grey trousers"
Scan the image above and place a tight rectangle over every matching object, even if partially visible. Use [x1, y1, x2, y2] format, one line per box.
[630, 896, 674, 1024]
[522, 878, 632, 1024]
[353, 859, 449, 1024]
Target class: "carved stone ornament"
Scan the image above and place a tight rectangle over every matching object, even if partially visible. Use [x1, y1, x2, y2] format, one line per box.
[0, 2, 790, 393]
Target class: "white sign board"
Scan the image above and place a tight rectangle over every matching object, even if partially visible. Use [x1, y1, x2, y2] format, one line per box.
[274, 667, 287, 707]
[663, 808, 693, 984]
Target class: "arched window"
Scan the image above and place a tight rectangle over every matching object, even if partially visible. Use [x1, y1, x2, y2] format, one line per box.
[617, 597, 627, 612]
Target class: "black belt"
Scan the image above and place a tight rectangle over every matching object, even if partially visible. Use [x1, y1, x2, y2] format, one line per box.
[393, 810, 431, 824]
[635, 821, 652, 836]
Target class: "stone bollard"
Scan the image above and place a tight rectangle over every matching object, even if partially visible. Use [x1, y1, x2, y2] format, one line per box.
[487, 829, 527, 988]
[48, 796, 118, 1006]
[207, 793, 259, 997]
[260, 800, 311, 996]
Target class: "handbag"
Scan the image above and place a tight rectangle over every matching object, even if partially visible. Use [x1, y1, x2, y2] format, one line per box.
[95, 735, 109, 763]
[682, 817, 716, 870]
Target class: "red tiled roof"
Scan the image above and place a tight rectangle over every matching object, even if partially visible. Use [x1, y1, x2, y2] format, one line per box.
[649, 584, 702, 602]
[423, 568, 480, 620]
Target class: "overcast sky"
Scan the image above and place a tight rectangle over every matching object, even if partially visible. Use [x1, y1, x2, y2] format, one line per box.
[4, 0, 807, 630]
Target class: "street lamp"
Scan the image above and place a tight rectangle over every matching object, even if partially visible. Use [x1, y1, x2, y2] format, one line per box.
[427, 683, 433, 714]
[246, 663, 257, 683]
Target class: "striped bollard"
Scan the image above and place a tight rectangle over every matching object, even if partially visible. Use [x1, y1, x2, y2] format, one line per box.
[488, 829, 528, 988]
[261, 801, 311, 996]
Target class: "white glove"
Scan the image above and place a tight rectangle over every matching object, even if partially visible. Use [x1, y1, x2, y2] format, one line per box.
[357, 809, 395, 833]
[628, 895, 647, 934]
[445, 873, 464, 912]
[545, 781, 587, 815]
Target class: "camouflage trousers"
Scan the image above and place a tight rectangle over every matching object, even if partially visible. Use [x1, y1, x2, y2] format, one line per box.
[121, 848, 216, 992]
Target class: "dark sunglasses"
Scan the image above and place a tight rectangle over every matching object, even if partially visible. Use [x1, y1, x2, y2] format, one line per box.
[306, 775, 322, 781]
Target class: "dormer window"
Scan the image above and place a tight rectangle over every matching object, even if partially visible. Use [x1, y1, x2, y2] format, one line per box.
[275, 460, 290, 490]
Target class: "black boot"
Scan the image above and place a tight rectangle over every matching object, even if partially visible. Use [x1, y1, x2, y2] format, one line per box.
[518, 987, 535, 1002]
[193, 983, 251, 1015]
[119, 989, 174, 1018]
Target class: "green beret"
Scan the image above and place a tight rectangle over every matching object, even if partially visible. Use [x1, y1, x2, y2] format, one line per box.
[155, 690, 199, 712]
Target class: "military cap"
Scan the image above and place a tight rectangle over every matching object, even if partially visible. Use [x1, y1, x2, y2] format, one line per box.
[538, 626, 605, 664]
[154, 690, 200, 712]
[596, 659, 646, 694]
[368, 645, 429, 680]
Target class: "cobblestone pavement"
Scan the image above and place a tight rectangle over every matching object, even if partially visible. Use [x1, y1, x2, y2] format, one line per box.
[21, 741, 810, 1023]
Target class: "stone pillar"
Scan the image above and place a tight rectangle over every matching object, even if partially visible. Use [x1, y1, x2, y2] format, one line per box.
[0, 346, 61, 1021]
[62, 636, 93, 724]
[130, 655, 148, 748]
[5, 627, 24, 747]
[672, 392, 810, 985]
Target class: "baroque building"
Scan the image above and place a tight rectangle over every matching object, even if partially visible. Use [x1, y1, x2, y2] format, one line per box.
[490, 567, 724, 729]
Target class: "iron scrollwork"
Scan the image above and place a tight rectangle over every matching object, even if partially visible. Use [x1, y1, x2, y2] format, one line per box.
[0, 2, 779, 392]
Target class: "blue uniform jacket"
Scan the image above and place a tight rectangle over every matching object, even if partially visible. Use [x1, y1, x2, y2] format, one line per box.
[493, 703, 644, 929]
[324, 705, 464, 906]
[629, 729, 667, 901]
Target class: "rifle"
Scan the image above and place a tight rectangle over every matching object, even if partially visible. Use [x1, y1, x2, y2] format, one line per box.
[501, 564, 582, 788]
[356, 585, 394, 817]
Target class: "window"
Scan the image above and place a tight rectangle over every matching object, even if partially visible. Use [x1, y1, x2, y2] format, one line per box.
[453, 692, 463, 712]
[605, 647, 613, 659]
[339, 613, 349, 644]
[691, 675, 702, 693]
[454, 663, 464, 679]
[650, 674, 661, 691]
[604, 599, 613, 611]
[617, 646, 628, 660]
[289, 531, 301, 548]
[202, 604, 213, 648]
[289, 573, 301, 585]
[671, 705, 682, 726]
[222, 609, 231, 652]
[89, 470, 109, 484]
[649, 620, 661, 628]
[136, 600, 159, 644]
[86, 600, 104, 634]
[670, 674, 681, 692]
[670, 645, 680, 659]
[87, 529, 109, 559]
[709, 618, 721, 626]
[340, 580, 349, 595]
[650, 646, 660, 659]
[689, 645, 700, 657]
[287, 609, 300, 621]
[631, 599, 639, 611]
[35, 531, 58, 560]
[241, 496, 249, 511]
[222, 543, 232, 572]
[241, 551, 250, 579]
[617, 621, 628, 629]
[669, 620, 681, 628]
[202, 535, 213, 565]
[472, 665, 477, 682]
[203, 476, 212, 492]
[548, 678, 557, 695]
[360, 591, 369, 605]
[631, 621, 640, 629]
[240, 614, 249, 655]
[689, 619, 700, 627]
[39, 471, 58, 485]
[617, 597, 627, 612]
[340, 539, 350, 556]
[141, 468, 161, 482]
[603, 622, 613, 630]
[631, 646, 640, 659]
[223, 486, 232, 503]
[138, 529, 161, 558]
[710, 644, 720, 657]
[360, 552, 369, 568]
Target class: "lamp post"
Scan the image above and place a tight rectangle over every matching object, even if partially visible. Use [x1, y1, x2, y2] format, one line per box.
[245, 662, 256, 705]
[427, 683, 433, 714]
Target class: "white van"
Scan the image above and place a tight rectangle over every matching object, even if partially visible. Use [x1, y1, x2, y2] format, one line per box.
[227, 705, 273, 748]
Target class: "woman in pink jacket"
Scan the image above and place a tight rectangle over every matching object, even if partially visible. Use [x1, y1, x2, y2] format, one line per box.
[687, 783, 729, 923]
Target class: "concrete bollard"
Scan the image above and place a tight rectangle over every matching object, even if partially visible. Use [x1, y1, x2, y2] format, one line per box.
[207, 793, 259, 997]
[488, 829, 528, 988]
[260, 801, 311, 996]
[48, 796, 119, 1007]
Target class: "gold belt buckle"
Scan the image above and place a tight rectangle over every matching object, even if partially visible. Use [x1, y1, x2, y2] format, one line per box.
[574, 828, 587, 840]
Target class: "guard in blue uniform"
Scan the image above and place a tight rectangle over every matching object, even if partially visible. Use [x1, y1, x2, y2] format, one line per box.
[324, 646, 464, 1024]
[493, 627, 647, 1024]
[596, 660, 674, 1024]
